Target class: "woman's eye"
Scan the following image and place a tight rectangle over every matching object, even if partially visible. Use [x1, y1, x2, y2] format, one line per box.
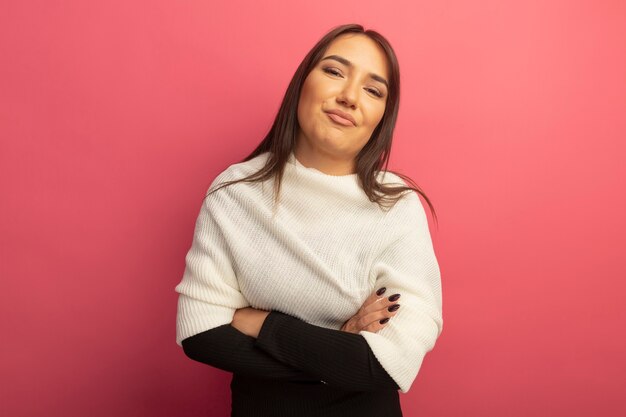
[323, 67, 342, 76]
[367, 88, 384, 98]
[323, 67, 384, 98]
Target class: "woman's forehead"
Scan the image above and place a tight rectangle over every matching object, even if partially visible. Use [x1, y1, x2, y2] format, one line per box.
[322, 35, 390, 82]
[323, 35, 389, 79]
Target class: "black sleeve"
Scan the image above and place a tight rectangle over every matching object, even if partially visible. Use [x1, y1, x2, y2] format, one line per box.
[181, 312, 400, 391]
[254, 311, 400, 392]
[181, 323, 321, 383]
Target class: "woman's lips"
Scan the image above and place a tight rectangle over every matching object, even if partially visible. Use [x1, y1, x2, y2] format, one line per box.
[327, 112, 354, 126]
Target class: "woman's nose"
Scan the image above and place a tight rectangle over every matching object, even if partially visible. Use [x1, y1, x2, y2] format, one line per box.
[337, 81, 358, 108]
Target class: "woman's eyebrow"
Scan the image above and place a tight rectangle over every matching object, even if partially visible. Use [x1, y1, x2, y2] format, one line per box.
[320, 55, 389, 89]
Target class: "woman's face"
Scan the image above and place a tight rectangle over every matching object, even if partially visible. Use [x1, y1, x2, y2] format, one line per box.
[295, 33, 390, 173]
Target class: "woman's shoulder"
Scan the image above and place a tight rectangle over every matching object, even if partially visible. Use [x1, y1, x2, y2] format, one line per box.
[375, 170, 406, 187]
[211, 152, 271, 187]
[377, 176, 429, 233]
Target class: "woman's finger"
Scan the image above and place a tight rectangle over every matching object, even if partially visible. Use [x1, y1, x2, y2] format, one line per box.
[359, 288, 401, 316]
[341, 288, 402, 334]
[358, 303, 401, 331]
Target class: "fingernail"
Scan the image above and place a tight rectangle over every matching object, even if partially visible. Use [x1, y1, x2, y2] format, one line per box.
[376, 287, 387, 296]
[379, 318, 390, 324]
[388, 293, 401, 302]
[388, 304, 400, 312]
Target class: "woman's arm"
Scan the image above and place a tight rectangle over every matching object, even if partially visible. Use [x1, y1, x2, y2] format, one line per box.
[181, 309, 400, 391]
[176, 189, 320, 383]
[354, 192, 444, 393]
[253, 310, 400, 392]
[181, 323, 321, 383]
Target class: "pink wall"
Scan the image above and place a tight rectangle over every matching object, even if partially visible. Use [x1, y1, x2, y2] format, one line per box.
[1, 1, 625, 416]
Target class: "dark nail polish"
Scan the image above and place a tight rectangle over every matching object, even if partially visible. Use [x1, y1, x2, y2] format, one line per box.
[388, 293, 401, 302]
[388, 304, 400, 312]
[379, 318, 390, 324]
[376, 287, 387, 296]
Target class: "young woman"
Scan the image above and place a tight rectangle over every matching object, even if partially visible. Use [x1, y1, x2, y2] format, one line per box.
[174, 23, 443, 417]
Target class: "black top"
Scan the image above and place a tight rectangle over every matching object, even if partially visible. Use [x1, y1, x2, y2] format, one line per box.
[181, 310, 403, 417]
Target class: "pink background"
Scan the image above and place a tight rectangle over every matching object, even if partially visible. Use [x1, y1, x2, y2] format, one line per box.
[1, 1, 625, 416]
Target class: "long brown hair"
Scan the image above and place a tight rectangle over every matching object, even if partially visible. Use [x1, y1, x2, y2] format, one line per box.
[205, 23, 438, 226]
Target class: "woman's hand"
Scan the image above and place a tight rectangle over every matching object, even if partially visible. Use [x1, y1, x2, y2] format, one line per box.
[340, 287, 401, 334]
[231, 307, 270, 339]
